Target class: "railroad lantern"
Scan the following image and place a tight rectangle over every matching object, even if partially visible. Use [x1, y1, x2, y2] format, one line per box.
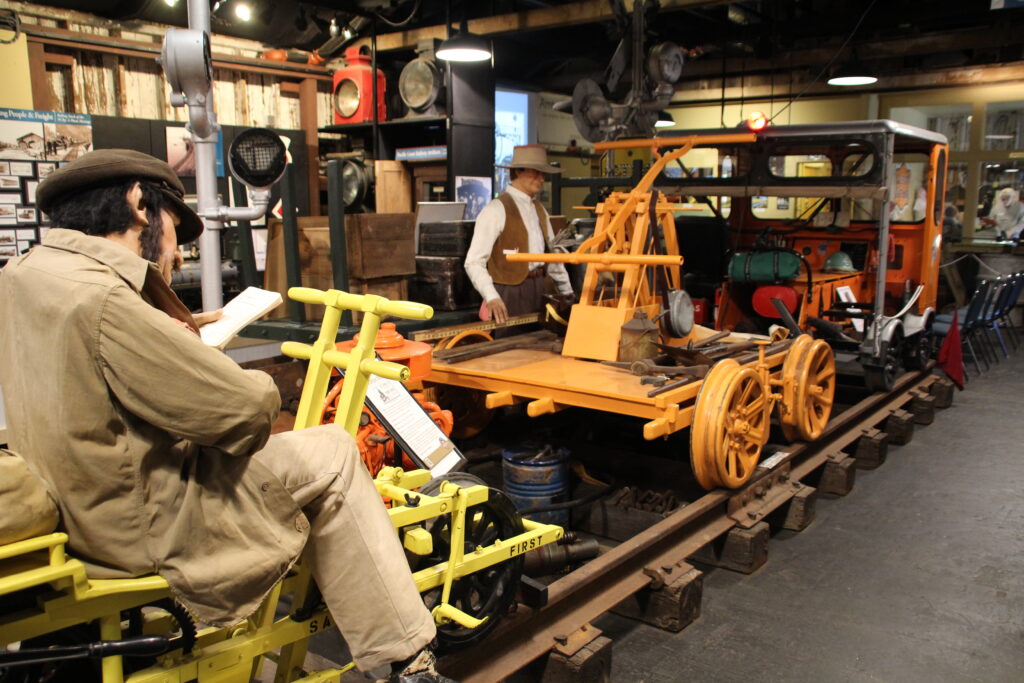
[332, 46, 387, 125]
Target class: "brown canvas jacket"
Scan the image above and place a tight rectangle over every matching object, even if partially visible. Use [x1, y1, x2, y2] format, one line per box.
[0, 228, 307, 626]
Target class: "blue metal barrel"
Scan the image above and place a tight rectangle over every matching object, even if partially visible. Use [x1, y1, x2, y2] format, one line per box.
[502, 445, 570, 526]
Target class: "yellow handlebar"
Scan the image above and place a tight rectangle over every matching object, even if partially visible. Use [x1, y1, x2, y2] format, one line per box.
[288, 287, 434, 321]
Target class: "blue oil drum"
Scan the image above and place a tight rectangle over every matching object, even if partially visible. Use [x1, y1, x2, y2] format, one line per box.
[502, 445, 570, 526]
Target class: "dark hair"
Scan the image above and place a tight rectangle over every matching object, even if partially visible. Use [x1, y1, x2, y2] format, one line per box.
[46, 180, 138, 237]
[510, 167, 523, 181]
[46, 179, 169, 262]
[138, 182, 168, 264]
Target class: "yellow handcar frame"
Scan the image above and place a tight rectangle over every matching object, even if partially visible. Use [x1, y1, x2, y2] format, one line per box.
[0, 287, 563, 682]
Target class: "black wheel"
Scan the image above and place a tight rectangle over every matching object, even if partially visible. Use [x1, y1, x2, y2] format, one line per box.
[864, 328, 905, 392]
[903, 321, 934, 371]
[411, 473, 524, 654]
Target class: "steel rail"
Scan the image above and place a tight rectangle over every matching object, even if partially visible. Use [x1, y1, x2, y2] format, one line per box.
[445, 366, 938, 682]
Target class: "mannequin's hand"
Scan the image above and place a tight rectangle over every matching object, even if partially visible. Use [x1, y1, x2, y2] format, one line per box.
[487, 298, 509, 324]
[193, 309, 224, 327]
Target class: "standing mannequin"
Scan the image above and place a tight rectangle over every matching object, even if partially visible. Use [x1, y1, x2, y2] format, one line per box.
[464, 145, 574, 334]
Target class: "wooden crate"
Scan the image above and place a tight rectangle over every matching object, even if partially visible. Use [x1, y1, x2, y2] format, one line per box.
[349, 276, 409, 324]
[264, 215, 415, 319]
[344, 213, 416, 279]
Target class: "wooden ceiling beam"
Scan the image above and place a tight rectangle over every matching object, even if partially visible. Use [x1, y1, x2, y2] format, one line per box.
[356, 0, 734, 52]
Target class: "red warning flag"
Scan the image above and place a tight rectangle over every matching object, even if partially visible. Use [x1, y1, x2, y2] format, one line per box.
[937, 311, 966, 390]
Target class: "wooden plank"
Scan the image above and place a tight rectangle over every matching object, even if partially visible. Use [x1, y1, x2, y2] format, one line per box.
[374, 161, 413, 214]
[26, 41, 51, 110]
[359, 0, 732, 52]
[299, 78, 321, 216]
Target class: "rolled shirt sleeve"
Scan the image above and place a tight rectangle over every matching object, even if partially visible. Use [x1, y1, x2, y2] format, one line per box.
[97, 283, 280, 457]
[465, 199, 505, 303]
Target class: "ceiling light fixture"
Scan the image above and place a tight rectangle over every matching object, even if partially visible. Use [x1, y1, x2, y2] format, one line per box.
[233, 2, 252, 22]
[162, 0, 178, 7]
[827, 56, 877, 87]
[654, 111, 675, 128]
[985, 134, 1014, 140]
[437, 17, 491, 62]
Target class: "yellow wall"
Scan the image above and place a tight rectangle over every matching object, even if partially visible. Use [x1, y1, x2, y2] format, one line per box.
[0, 35, 34, 110]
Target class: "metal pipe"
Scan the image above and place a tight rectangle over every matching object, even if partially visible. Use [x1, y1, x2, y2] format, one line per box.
[187, 0, 224, 311]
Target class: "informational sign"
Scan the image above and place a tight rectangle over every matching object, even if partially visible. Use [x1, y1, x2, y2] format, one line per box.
[0, 108, 92, 264]
[363, 372, 466, 478]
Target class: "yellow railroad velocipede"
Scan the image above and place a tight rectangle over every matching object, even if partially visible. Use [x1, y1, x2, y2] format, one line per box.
[0, 287, 563, 682]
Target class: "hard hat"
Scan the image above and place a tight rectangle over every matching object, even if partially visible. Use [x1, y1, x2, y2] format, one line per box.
[823, 251, 857, 273]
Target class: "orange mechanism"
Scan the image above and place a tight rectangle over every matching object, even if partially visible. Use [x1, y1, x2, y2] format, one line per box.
[322, 322, 453, 475]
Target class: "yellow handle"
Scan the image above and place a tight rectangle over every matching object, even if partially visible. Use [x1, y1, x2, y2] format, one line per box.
[287, 287, 434, 321]
[282, 344, 410, 382]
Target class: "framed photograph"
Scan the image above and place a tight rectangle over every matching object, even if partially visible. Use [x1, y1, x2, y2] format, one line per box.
[0, 162, 9, 174]
[0, 244, 17, 258]
[0, 204, 15, 218]
[36, 162, 56, 179]
[24, 179, 38, 205]
[9, 161, 35, 177]
[0, 193, 19, 205]
[17, 240, 33, 253]
[43, 122, 94, 162]
[0, 175, 20, 189]
[776, 197, 790, 210]
[0, 229, 15, 244]
[16, 207, 37, 223]
[39, 226, 50, 239]
[16, 228, 35, 240]
[752, 196, 768, 210]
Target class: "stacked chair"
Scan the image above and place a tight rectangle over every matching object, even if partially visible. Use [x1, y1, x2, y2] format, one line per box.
[933, 272, 1023, 375]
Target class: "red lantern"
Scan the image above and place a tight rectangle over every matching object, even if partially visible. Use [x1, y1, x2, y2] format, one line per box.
[332, 46, 387, 125]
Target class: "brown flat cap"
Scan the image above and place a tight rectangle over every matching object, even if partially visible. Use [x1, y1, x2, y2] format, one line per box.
[36, 149, 203, 244]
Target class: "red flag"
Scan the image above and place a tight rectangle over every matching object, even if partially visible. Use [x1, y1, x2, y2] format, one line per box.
[937, 311, 966, 390]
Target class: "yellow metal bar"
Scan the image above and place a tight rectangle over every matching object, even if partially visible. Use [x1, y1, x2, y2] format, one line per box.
[99, 612, 125, 683]
[412, 521, 563, 593]
[0, 532, 68, 561]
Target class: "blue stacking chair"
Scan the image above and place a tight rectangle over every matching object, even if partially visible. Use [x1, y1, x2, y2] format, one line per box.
[934, 279, 994, 375]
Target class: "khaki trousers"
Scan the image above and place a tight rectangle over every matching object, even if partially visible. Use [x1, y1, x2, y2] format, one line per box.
[254, 425, 436, 671]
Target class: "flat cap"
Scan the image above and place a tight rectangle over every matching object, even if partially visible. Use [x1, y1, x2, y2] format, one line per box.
[36, 148, 203, 244]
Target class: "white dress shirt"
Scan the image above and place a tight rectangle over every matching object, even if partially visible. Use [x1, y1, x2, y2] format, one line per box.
[464, 185, 574, 303]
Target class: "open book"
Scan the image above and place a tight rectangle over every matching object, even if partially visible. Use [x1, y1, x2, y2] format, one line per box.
[200, 287, 283, 349]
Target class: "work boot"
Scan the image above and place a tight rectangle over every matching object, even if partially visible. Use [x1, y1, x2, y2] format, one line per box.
[386, 646, 458, 683]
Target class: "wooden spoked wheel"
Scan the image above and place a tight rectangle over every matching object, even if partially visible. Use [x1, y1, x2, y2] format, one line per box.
[691, 359, 771, 490]
[779, 335, 836, 442]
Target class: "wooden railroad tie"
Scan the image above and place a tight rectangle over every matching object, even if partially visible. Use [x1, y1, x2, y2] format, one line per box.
[612, 562, 703, 633]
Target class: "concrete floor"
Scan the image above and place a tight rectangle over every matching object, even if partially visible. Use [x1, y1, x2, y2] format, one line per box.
[595, 352, 1024, 682]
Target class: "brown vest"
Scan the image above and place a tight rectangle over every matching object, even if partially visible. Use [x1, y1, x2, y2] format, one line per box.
[488, 192, 550, 285]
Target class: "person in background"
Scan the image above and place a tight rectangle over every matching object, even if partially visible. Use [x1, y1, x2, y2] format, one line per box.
[0, 149, 453, 683]
[942, 203, 963, 244]
[981, 187, 1024, 240]
[464, 144, 574, 335]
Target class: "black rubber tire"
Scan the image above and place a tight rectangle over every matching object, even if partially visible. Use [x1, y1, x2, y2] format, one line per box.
[864, 328, 905, 393]
[411, 473, 525, 654]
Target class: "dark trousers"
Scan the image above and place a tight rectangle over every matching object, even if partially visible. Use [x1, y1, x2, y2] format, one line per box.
[493, 274, 546, 338]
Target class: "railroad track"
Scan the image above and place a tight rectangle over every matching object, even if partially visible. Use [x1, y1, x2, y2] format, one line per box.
[443, 366, 952, 682]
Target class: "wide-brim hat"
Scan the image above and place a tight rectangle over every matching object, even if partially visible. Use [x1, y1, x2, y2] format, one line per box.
[495, 144, 562, 174]
[36, 149, 204, 244]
